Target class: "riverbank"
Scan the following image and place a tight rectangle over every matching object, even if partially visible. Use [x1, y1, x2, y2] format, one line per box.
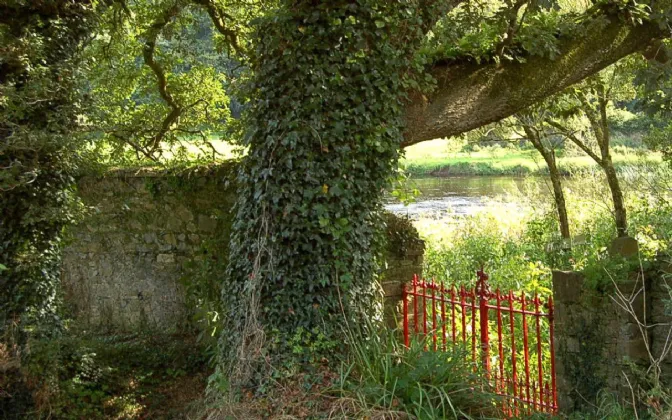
[401, 139, 662, 176]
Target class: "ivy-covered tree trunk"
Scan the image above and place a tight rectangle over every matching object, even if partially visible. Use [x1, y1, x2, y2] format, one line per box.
[219, 1, 442, 385]
[0, 1, 94, 341]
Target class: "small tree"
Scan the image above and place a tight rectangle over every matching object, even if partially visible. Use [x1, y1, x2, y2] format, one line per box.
[513, 111, 572, 239]
[545, 65, 635, 237]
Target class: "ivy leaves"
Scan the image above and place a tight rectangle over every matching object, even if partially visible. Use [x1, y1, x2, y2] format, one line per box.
[217, 1, 434, 385]
[0, 1, 96, 341]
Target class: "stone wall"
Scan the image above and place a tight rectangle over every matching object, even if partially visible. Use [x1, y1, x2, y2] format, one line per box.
[651, 263, 672, 389]
[381, 243, 425, 329]
[552, 263, 672, 412]
[62, 165, 237, 331]
[61, 166, 423, 332]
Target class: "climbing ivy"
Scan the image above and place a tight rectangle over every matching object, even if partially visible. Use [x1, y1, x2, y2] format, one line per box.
[0, 1, 95, 342]
[217, 1, 448, 388]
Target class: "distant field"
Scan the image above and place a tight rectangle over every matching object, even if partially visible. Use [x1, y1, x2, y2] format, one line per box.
[401, 139, 662, 176]
[171, 138, 661, 176]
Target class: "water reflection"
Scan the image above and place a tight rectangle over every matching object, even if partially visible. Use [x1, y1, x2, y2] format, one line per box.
[384, 177, 535, 219]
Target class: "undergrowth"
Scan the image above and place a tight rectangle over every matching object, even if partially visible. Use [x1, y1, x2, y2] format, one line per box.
[334, 322, 500, 420]
[1, 332, 208, 419]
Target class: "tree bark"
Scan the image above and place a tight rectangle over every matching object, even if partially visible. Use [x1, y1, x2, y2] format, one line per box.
[582, 87, 628, 237]
[402, 16, 665, 146]
[523, 127, 571, 239]
[602, 156, 628, 237]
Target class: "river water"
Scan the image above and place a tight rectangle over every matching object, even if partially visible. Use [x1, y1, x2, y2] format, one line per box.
[384, 176, 542, 219]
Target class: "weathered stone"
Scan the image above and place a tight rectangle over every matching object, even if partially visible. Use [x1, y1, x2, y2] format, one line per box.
[175, 205, 194, 222]
[381, 281, 404, 298]
[143, 232, 156, 244]
[157, 253, 175, 264]
[166, 215, 182, 231]
[552, 270, 584, 304]
[198, 214, 217, 232]
[609, 236, 639, 258]
[622, 338, 650, 361]
[61, 168, 238, 332]
[164, 233, 177, 246]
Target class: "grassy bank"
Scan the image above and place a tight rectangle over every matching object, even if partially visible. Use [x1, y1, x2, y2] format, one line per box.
[402, 139, 662, 176]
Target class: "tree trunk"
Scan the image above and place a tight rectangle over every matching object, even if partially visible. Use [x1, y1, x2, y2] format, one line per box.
[590, 89, 628, 237]
[0, 1, 94, 338]
[602, 156, 628, 237]
[524, 128, 571, 239]
[543, 150, 571, 240]
[219, 2, 432, 386]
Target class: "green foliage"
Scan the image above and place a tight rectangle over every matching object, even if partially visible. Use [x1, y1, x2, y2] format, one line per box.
[336, 324, 498, 419]
[420, 0, 580, 65]
[423, 212, 554, 295]
[85, 2, 234, 164]
[182, 206, 234, 364]
[0, 1, 95, 342]
[383, 212, 424, 258]
[645, 123, 672, 164]
[11, 332, 207, 419]
[421, 168, 672, 293]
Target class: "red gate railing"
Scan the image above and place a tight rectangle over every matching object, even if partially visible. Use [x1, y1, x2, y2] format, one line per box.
[402, 271, 557, 416]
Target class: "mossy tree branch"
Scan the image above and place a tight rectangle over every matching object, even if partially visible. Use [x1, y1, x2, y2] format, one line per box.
[402, 15, 668, 146]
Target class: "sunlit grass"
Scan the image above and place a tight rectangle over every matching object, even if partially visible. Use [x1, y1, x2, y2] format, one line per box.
[401, 139, 662, 176]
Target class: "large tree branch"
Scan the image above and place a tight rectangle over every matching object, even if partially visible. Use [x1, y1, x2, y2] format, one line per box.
[193, 0, 244, 56]
[545, 119, 604, 163]
[142, 3, 185, 152]
[402, 15, 667, 147]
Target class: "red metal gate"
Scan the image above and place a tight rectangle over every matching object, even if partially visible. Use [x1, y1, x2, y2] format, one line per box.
[402, 271, 557, 415]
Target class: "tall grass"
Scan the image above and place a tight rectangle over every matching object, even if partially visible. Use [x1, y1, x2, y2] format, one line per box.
[333, 321, 500, 419]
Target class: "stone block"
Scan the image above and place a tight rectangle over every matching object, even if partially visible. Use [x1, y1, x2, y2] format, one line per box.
[609, 236, 639, 258]
[157, 253, 175, 264]
[619, 323, 642, 340]
[383, 297, 403, 329]
[143, 232, 157, 244]
[552, 270, 584, 304]
[383, 266, 419, 284]
[622, 338, 650, 362]
[381, 281, 404, 298]
[198, 215, 217, 232]
[175, 205, 194, 222]
[166, 215, 182, 231]
[163, 233, 177, 246]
